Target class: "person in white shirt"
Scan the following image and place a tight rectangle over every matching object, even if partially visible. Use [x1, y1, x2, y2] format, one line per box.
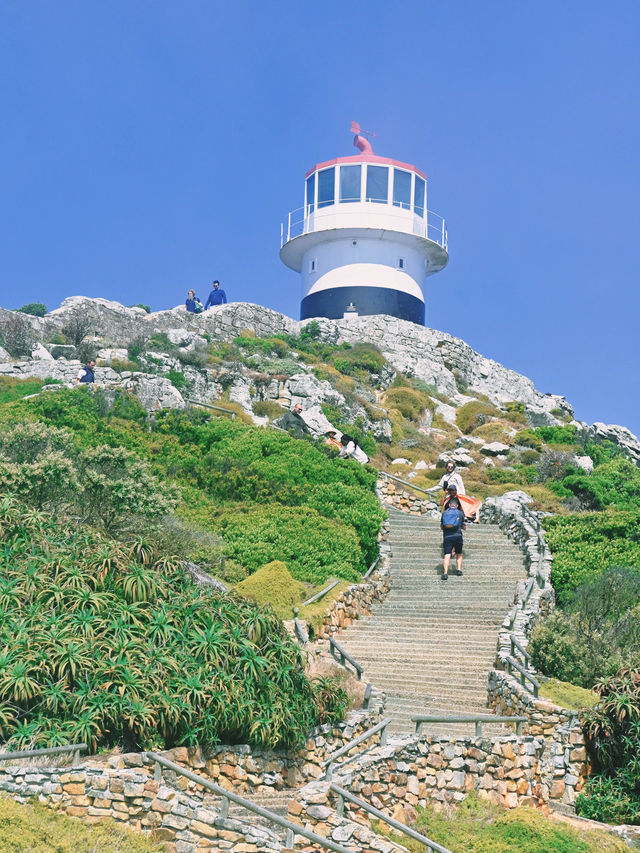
[427, 460, 481, 522]
[339, 433, 369, 465]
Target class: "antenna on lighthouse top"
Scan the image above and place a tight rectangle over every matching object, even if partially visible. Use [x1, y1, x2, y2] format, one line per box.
[351, 121, 376, 155]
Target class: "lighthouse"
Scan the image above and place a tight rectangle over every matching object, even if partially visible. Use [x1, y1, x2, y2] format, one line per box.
[280, 126, 448, 326]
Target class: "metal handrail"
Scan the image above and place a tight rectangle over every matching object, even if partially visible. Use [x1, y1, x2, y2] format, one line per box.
[0, 743, 87, 765]
[322, 717, 392, 780]
[504, 655, 540, 697]
[146, 752, 351, 853]
[412, 714, 527, 737]
[301, 579, 339, 607]
[363, 553, 381, 579]
[510, 634, 532, 666]
[380, 471, 435, 497]
[186, 398, 236, 419]
[282, 203, 447, 251]
[329, 637, 363, 679]
[330, 782, 453, 853]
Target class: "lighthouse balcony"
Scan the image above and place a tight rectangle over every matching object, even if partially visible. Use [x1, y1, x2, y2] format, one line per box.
[281, 201, 447, 252]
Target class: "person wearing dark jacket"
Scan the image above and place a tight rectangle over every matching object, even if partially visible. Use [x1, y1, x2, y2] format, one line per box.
[440, 495, 466, 581]
[77, 360, 96, 384]
[280, 403, 311, 437]
[185, 290, 204, 313]
[204, 280, 227, 309]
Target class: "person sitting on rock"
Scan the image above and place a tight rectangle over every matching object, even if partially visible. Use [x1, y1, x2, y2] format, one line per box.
[77, 359, 96, 384]
[339, 433, 369, 465]
[185, 290, 204, 313]
[279, 402, 311, 437]
[427, 460, 481, 522]
[204, 280, 227, 309]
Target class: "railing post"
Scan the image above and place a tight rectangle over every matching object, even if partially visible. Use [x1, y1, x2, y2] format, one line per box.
[285, 827, 295, 847]
[220, 795, 229, 819]
[325, 762, 333, 781]
[415, 720, 422, 735]
[516, 721, 523, 735]
[475, 720, 482, 737]
[72, 748, 80, 767]
[154, 760, 162, 782]
[380, 723, 387, 746]
[533, 681, 539, 699]
[336, 793, 344, 817]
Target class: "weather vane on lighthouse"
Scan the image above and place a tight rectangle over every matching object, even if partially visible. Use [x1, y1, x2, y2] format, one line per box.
[280, 124, 448, 326]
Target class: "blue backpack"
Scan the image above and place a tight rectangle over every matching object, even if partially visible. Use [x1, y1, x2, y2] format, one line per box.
[442, 507, 462, 531]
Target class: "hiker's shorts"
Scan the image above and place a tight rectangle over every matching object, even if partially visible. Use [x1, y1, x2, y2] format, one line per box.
[443, 534, 463, 556]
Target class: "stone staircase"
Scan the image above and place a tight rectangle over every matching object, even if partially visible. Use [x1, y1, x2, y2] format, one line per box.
[337, 507, 527, 736]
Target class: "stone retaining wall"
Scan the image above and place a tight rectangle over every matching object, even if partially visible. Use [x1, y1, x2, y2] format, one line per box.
[480, 491, 555, 664]
[377, 478, 439, 516]
[289, 781, 410, 852]
[0, 759, 280, 852]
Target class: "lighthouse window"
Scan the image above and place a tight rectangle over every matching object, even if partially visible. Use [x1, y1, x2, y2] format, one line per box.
[306, 174, 315, 214]
[414, 176, 425, 218]
[393, 169, 412, 210]
[366, 165, 388, 204]
[340, 165, 361, 203]
[317, 168, 335, 208]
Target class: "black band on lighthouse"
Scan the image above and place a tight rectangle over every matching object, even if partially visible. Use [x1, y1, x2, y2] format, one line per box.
[300, 286, 425, 325]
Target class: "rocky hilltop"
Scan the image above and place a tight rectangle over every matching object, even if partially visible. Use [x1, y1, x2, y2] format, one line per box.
[1, 296, 638, 465]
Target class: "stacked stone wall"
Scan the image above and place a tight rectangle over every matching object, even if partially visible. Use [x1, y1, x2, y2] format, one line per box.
[377, 478, 438, 516]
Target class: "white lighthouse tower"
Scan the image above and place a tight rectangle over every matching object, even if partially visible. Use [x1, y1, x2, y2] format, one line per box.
[280, 125, 448, 325]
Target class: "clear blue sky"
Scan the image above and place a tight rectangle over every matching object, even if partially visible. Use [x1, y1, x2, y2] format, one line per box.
[1, 1, 638, 435]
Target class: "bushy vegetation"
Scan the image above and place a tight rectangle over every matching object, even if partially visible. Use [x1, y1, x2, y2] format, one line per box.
[0, 386, 383, 581]
[379, 791, 628, 852]
[0, 797, 163, 852]
[0, 497, 339, 752]
[577, 669, 640, 824]
[530, 568, 640, 686]
[455, 400, 501, 434]
[15, 302, 47, 317]
[543, 511, 640, 604]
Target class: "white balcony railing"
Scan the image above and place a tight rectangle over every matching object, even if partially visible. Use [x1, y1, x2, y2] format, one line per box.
[281, 201, 447, 252]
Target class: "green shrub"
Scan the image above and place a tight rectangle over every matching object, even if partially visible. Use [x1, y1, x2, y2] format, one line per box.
[456, 401, 500, 434]
[544, 511, 640, 604]
[515, 428, 543, 450]
[504, 401, 527, 424]
[384, 387, 435, 421]
[0, 316, 34, 357]
[578, 669, 640, 825]
[530, 568, 640, 685]
[300, 320, 321, 340]
[331, 343, 385, 377]
[211, 505, 363, 583]
[0, 497, 339, 751]
[167, 370, 189, 392]
[62, 315, 91, 347]
[236, 560, 306, 618]
[0, 377, 44, 405]
[48, 333, 67, 344]
[130, 303, 151, 313]
[576, 776, 640, 825]
[15, 302, 47, 317]
[535, 424, 579, 445]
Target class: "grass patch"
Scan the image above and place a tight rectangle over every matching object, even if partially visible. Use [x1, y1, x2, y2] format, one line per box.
[0, 796, 163, 852]
[539, 678, 599, 710]
[0, 376, 44, 404]
[235, 560, 306, 619]
[378, 791, 629, 853]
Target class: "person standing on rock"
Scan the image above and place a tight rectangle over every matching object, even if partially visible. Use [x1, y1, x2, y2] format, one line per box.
[185, 290, 204, 313]
[76, 359, 96, 384]
[204, 280, 227, 309]
[440, 494, 465, 580]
